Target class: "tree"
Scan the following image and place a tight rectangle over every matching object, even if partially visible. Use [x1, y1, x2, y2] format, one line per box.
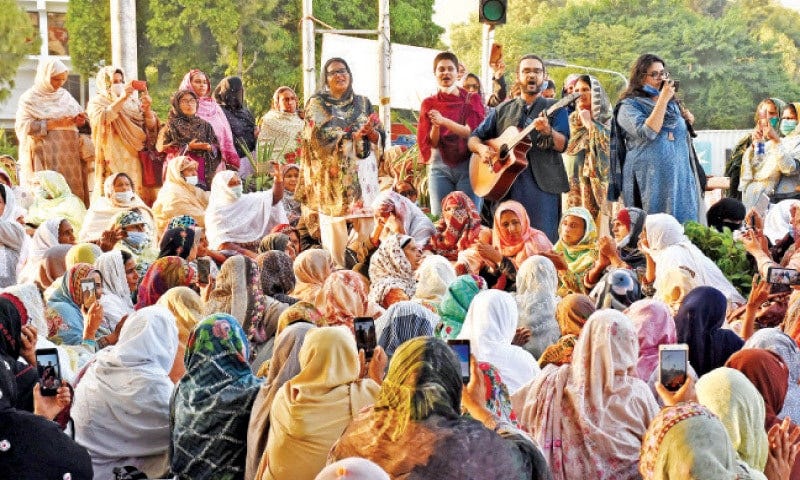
[65, 0, 111, 77]
[0, 0, 40, 102]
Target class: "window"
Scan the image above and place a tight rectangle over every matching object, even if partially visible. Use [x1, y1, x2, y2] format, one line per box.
[47, 12, 68, 56]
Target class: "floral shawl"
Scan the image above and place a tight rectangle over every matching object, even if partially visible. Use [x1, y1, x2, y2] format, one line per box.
[257, 109, 304, 164]
[321, 270, 377, 332]
[26, 170, 87, 232]
[172, 313, 263, 480]
[554, 206, 598, 295]
[368, 234, 417, 307]
[204, 256, 271, 342]
[45, 263, 102, 345]
[429, 191, 483, 260]
[492, 200, 553, 269]
[275, 301, 326, 336]
[179, 70, 239, 167]
[135, 256, 194, 309]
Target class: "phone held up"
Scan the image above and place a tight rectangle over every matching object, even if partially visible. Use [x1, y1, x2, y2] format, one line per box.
[659, 79, 680, 92]
[658, 344, 688, 392]
[196, 258, 211, 285]
[354, 317, 377, 361]
[447, 339, 471, 384]
[35, 348, 62, 396]
[80, 277, 97, 311]
[767, 266, 800, 286]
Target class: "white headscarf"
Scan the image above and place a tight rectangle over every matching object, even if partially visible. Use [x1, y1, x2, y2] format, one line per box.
[763, 199, 800, 244]
[412, 254, 456, 308]
[370, 190, 435, 248]
[514, 255, 562, 359]
[94, 250, 135, 331]
[0, 185, 32, 285]
[205, 170, 287, 249]
[457, 289, 539, 394]
[17, 217, 64, 284]
[79, 173, 153, 241]
[645, 213, 745, 304]
[72, 305, 178, 480]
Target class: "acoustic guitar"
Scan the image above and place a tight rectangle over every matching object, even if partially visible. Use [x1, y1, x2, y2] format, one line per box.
[469, 92, 581, 201]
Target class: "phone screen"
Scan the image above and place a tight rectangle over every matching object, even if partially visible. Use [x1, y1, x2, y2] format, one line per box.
[353, 317, 376, 360]
[36, 348, 62, 396]
[659, 348, 688, 392]
[767, 267, 800, 286]
[448, 340, 471, 384]
[196, 258, 210, 285]
[80, 278, 96, 310]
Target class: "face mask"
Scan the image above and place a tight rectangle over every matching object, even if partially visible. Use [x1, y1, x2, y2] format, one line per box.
[642, 84, 661, 97]
[230, 185, 243, 199]
[110, 83, 126, 98]
[769, 117, 780, 129]
[184, 176, 198, 186]
[125, 231, 149, 248]
[781, 119, 797, 136]
[114, 190, 134, 205]
[37, 187, 51, 200]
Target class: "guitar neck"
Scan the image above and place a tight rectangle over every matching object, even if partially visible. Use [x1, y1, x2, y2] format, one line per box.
[507, 92, 581, 150]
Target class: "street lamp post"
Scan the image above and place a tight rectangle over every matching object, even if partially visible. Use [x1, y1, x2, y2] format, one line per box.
[544, 59, 629, 87]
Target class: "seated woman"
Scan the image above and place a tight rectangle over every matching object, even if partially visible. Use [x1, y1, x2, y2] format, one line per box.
[206, 170, 285, 258]
[368, 234, 422, 309]
[321, 270, 381, 331]
[281, 164, 302, 225]
[172, 313, 263, 480]
[257, 250, 298, 305]
[157, 90, 224, 189]
[79, 172, 154, 244]
[744, 328, 800, 422]
[329, 337, 546, 479]
[0, 184, 32, 288]
[436, 274, 486, 339]
[369, 190, 435, 249]
[18, 217, 75, 284]
[583, 207, 647, 293]
[35, 244, 71, 294]
[258, 232, 296, 259]
[625, 299, 676, 381]
[94, 250, 137, 333]
[157, 226, 197, 262]
[291, 248, 333, 308]
[457, 290, 539, 394]
[514, 256, 562, 360]
[271, 223, 302, 255]
[135, 256, 195, 309]
[412, 254, 457, 312]
[426, 191, 487, 274]
[155, 286, 203, 382]
[72, 306, 178, 480]
[26, 170, 87, 232]
[553, 206, 598, 295]
[512, 309, 659, 479]
[642, 213, 745, 305]
[112, 209, 159, 278]
[477, 200, 563, 291]
[376, 300, 438, 359]
[256, 327, 381, 480]
[45, 263, 108, 348]
[538, 293, 596, 368]
[151, 156, 209, 234]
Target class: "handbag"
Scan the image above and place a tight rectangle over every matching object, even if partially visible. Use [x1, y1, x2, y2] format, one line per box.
[437, 93, 473, 167]
[138, 149, 164, 187]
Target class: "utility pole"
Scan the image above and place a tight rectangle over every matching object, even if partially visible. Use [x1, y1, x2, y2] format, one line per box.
[110, 0, 138, 78]
[377, 0, 391, 147]
[480, 24, 494, 104]
[301, 0, 316, 104]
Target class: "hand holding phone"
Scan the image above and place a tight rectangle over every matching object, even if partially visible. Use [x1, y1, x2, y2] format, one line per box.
[658, 344, 688, 392]
[354, 317, 377, 361]
[447, 339, 471, 384]
[767, 266, 800, 286]
[80, 277, 97, 310]
[196, 258, 211, 285]
[35, 348, 62, 396]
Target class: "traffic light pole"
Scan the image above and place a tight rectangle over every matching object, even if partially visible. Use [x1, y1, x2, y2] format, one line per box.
[480, 23, 494, 104]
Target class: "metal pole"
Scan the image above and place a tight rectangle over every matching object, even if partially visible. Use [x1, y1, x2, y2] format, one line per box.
[301, 0, 316, 105]
[480, 24, 494, 103]
[377, 0, 391, 147]
[110, 0, 138, 78]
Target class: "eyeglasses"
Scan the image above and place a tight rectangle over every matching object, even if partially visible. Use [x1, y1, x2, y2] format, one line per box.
[521, 68, 545, 76]
[326, 68, 349, 77]
[646, 70, 670, 79]
[179, 98, 197, 105]
[464, 83, 480, 91]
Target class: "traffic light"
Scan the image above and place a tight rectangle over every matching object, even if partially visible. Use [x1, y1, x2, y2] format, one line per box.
[479, 0, 507, 25]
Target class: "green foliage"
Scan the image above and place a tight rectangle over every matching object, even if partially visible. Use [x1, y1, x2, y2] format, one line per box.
[65, 0, 111, 77]
[683, 221, 754, 296]
[0, 0, 40, 102]
[449, 0, 800, 129]
[0, 131, 18, 158]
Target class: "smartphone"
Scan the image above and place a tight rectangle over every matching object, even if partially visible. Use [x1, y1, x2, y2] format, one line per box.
[353, 317, 376, 361]
[35, 348, 62, 396]
[131, 80, 147, 91]
[80, 277, 97, 310]
[753, 192, 770, 222]
[673, 80, 680, 92]
[447, 339, 471, 384]
[196, 258, 210, 285]
[659, 344, 688, 392]
[767, 266, 800, 286]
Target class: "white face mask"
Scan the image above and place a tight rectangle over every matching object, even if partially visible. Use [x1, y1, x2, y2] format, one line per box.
[110, 83, 126, 98]
[184, 176, 198, 186]
[230, 185, 243, 199]
[114, 190, 134, 205]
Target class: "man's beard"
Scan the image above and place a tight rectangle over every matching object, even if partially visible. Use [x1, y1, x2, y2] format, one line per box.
[520, 80, 542, 95]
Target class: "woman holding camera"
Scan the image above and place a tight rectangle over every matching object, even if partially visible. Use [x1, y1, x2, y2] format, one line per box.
[613, 53, 702, 224]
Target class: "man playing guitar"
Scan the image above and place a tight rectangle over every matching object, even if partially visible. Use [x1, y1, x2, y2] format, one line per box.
[468, 54, 570, 242]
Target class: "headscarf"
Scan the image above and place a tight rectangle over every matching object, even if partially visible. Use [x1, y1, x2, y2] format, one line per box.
[72, 306, 178, 478]
[114, 208, 154, 256]
[745, 328, 800, 422]
[172, 313, 262, 479]
[135, 256, 194, 309]
[368, 234, 417, 306]
[167, 214, 199, 231]
[78, 173, 152, 242]
[412, 254, 456, 311]
[645, 214, 745, 304]
[616, 207, 646, 268]
[555, 293, 595, 337]
[257, 326, 379, 480]
[205, 170, 287, 249]
[245, 321, 316, 480]
[492, 200, 553, 269]
[315, 458, 390, 480]
[0, 185, 30, 287]
[639, 402, 747, 480]
[212, 76, 257, 157]
[512, 310, 659, 480]
[376, 301, 437, 358]
[257, 88, 304, 164]
[275, 301, 326, 336]
[675, 286, 743, 376]
[0, 296, 38, 411]
[655, 266, 699, 315]
[151, 156, 209, 234]
[707, 198, 747, 232]
[204, 256, 270, 338]
[321, 270, 377, 331]
[155, 286, 202, 347]
[94, 250, 134, 331]
[725, 349, 790, 430]
[258, 233, 290, 254]
[65, 242, 102, 268]
[26, 171, 87, 232]
[45, 263, 100, 345]
[553, 207, 598, 277]
[179, 70, 239, 165]
[695, 367, 769, 473]
[18, 217, 66, 284]
[157, 227, 195, 259]
[291, 249, 333, 307]
[457, 290, 539, 394]
[37, 244, 70, 291]
[429, 192, 483, 260]
[256, 251, 296, 305]
[515, 255, 561, 360]
[764, 199, 800, 244]
[625, 299, 676, 381]
[590, 268, 642, 310]
[370, 190, 435, 248]
[435, 274, 486, 339]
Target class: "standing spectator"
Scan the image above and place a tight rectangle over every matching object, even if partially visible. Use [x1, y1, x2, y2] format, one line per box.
[213, 76, 257, 178]
[257, 86, 304, 164]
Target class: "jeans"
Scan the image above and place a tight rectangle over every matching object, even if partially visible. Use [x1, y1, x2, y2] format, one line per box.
[428, 149, 482, 216]
[505, 167, 561, 243]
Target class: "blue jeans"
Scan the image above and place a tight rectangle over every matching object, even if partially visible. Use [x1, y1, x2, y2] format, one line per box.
[428, 150, 482, 216]
[506, 167, 561, 243]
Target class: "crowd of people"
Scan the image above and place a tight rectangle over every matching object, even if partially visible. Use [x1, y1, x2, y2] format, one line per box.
[1, 47, 800, 480]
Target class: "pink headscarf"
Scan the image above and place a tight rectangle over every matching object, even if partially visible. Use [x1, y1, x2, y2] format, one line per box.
[491, 200, 553, 268]
[179, 69, 240, 168]
[625, 299, 676, 381]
